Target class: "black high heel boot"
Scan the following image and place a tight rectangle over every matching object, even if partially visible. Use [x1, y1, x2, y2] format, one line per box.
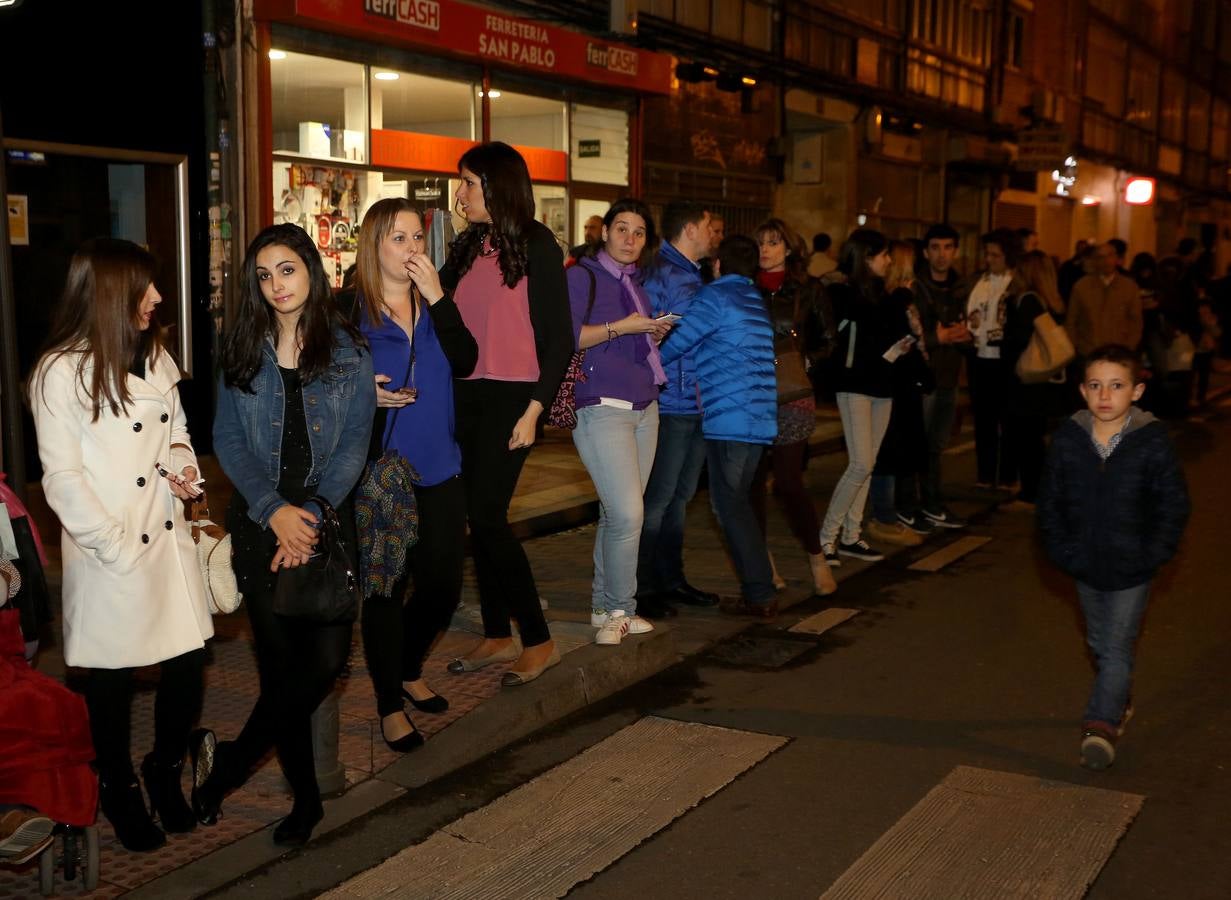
[141, 753, 197, 833]
[99, 778, 166, 852]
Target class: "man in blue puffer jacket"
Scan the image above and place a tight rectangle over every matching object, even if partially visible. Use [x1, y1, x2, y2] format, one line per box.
[636, 201, 721, 619]
[660, 235, 779, 616]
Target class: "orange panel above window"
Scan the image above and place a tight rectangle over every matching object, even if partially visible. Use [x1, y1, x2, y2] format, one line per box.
[370, 131, 568, 183]
[513, 145, 569, 183]
[371, 130, 478, 173]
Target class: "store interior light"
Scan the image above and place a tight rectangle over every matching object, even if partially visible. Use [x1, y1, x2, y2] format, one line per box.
[268, 49, 287, 60]
[741, 76, 757, 86]
[374, 71, 399, 81]
[477, 89, 502, 99]
[1081, 195, 1101, 206]
[0, 0, 26, 9]
[1124, 176, 1156, 205]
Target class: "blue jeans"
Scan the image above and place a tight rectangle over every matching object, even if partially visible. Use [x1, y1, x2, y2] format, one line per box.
[637, 413, 707, 594]
[573, 403, 659, 616]
[870, 474, 897, 524]
[1076, 581, 1151, 730]
[705, 440, 775, 605]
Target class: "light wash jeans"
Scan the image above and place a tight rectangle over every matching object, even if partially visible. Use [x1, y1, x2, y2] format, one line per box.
[820, 392, 893, 546]
[573, 403, 659, 616]
[1077, 581, 1151, 730]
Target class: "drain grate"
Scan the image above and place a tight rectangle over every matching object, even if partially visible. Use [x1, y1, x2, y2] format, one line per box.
[705, 633, 816, 668]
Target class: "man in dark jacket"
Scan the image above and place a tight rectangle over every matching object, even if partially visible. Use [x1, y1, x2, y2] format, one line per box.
[907, 223, 971, 531]
[1038, 344, 1190, 771]
[636, 201, 718, 618]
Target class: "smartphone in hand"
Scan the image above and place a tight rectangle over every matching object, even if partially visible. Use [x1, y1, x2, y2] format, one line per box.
[655, 313, 682, 324]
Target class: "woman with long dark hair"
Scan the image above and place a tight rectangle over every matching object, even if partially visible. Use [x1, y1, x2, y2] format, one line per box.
[567, 198, 669, 644]
[440, 142, 572, 685]
[194, 223, 374, 847]
[352, 198, 477, 749]
[28, 238, 211, 851]
[818, 229, 911, 566]
[752, 217, 838, 596]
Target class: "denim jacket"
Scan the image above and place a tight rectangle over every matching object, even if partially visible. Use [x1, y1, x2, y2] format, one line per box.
[213, 330, 375, 527]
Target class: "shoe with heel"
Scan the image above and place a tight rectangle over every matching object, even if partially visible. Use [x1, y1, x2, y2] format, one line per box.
[402, 686, 448, 714]
[99, 777, 166, 852]
[141, 753, 197, 833]
[382, 712, 425, 753]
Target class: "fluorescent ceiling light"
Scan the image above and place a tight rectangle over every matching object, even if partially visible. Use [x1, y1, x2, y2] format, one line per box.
[268, 49, 287, 60]
[374, 71, 400, 81]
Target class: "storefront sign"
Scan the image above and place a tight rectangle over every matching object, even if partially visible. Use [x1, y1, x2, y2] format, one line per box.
[6, 195, 28, 246]
[259, 0, 673, 94]
[1016, 128, 1069, 171]
[578, 140, 601, 158]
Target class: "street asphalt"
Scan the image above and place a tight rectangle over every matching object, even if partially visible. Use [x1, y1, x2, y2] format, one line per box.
[201, 401, 1231, 900]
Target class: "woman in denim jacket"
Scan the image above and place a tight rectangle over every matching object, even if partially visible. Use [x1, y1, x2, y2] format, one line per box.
[194, 224, 374, 847]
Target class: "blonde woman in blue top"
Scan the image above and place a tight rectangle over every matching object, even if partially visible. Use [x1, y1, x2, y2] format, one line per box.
[352, 198, 477, 752]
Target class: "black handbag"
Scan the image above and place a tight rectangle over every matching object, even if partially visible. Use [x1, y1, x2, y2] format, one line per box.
[272, 495, 359, 624]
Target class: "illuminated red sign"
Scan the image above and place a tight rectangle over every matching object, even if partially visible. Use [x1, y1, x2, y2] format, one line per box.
[1124, 177, 1156, 206]
[257, 0, 674, 95]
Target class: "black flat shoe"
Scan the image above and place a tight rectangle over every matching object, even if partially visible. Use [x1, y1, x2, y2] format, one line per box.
[401, 687, 449, 714]
[272, 800, 324, 848]
[663, 582, 720, 607]
[190, 729, 228, 826]
[383, 714, 425, 753]
[635, 594, 679, 620]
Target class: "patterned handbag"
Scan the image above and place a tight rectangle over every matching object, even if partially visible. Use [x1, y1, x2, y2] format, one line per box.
[546, 267, 597, 430]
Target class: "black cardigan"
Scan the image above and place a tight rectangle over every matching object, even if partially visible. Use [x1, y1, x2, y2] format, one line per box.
[440, 219, 572, 410]
[826, 280, 909, 398]
[1038, 411, 1190, 590]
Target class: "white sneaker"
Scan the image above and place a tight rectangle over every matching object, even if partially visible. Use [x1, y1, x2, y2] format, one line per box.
[592, 608, 655, 630]
[594, 610, 653, 645]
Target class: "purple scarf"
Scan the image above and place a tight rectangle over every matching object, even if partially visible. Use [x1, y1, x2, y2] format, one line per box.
[596, 250, 666, 386]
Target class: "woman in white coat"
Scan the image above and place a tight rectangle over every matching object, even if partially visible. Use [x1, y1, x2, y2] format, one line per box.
[29, 238, 212, 852]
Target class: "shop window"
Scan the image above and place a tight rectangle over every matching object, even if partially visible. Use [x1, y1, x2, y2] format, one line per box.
[270, 51, 367, 163]
[489, 89, 569, 183]
[1160, 70, 1186, 145]
[533, 184, 568, 248]
[571, 104, 629, 187]
[1211, 100, 1229, 160]
[1084, 24, 1126, 117]
[369, 70, 476, 141]
[1188, 85, 1211, 152]
[1126, 51, 1159, 132]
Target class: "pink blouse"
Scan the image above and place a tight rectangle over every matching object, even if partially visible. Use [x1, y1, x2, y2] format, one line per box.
[452, 249, 540, 383]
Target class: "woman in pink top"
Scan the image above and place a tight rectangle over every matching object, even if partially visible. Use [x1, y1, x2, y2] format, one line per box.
[439, 142, 572, 686]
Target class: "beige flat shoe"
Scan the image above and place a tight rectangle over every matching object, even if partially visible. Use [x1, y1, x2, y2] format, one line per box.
[446, 641, 519, 674]
[809, 552, 838, 597]
[501, 645, 562, 687]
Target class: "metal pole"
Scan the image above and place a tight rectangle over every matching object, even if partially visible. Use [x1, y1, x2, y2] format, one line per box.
[0, 105, 29, 502]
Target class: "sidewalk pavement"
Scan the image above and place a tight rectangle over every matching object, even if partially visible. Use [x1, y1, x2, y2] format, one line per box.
[9, 377, 1226, 898]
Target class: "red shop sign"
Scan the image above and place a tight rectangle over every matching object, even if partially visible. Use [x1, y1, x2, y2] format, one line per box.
[257, 0, 674, 95]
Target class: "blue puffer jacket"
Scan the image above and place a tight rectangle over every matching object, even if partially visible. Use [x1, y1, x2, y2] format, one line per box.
[659, 274, 777, 445]
[643, 242, 705, 415]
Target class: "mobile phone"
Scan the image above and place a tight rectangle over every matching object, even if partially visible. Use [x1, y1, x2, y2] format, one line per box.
[155, 462, 204, 495]
[656, 313, 682, 323]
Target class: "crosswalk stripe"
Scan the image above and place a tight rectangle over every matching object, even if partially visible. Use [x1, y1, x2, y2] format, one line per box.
[789, 608, 860, 635]
[321, 717, 786, 900]
[819, 765, 1144, 899]
[942, 439, 976, 456]
[908, 535, 992, 572]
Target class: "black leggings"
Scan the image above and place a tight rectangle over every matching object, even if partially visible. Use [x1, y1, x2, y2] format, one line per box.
[226, 508, 353, 805]
[362, 476, 467, 717]
[454, 379, 550, 648]
[85, 648, 205, 785]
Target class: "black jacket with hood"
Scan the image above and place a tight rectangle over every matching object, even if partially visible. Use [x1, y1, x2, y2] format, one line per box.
[1038, 407, 1190, 590]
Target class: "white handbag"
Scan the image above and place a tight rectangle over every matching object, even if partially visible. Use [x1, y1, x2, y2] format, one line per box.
[190, 498, 242, 615]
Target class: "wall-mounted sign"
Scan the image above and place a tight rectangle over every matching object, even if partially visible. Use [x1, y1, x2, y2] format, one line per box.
[1017, 128, 1069, 171]
[6, 195, 28, 246]
[578, 140, 601, 158]
[259, 0, 674, 94]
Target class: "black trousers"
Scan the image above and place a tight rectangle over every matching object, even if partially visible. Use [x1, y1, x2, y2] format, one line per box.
[85, 648, 205, 785]
[227, 505, 353, 805]
[362, 475, 466, 717]
[1006, 412, 1047, 502]
[454, 379, 551, 648]
[970, 356, 1017, 486]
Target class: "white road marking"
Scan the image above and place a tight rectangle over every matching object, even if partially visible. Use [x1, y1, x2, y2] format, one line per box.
[908, 535, 992, 572]
[790, 608, 861, 635]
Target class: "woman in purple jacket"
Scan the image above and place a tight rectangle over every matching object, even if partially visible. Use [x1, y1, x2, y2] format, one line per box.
[567, 199, 672, 646]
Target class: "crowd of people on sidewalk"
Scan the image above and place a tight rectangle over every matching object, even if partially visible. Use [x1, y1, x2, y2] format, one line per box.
[3, 141, 1210, 860]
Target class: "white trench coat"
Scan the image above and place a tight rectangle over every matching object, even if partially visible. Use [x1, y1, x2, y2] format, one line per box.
[30, 348, 213, 669]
